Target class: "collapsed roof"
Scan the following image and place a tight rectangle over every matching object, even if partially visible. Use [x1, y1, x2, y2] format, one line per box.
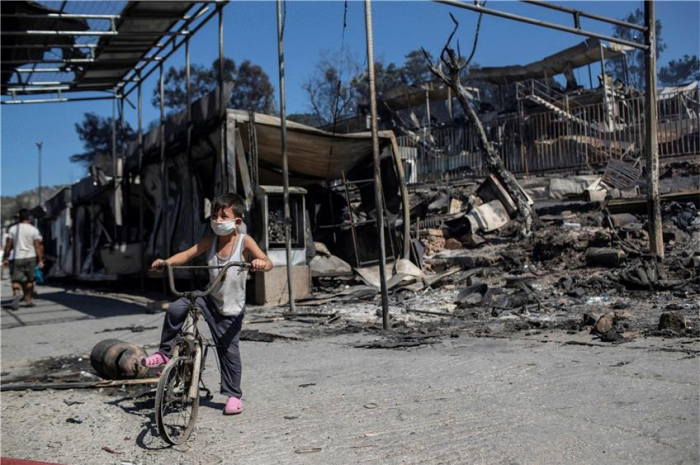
[467, 38, 633, 85]
[125, 85, 395, 186]
[1, 1, 216, 101]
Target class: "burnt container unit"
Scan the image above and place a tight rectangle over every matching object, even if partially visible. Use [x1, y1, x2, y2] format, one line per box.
[249, 185, 311, 305]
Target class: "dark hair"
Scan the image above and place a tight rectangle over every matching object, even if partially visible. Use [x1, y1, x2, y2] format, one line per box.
[18, 209, 31, 222]
[212, 193, 244, 217]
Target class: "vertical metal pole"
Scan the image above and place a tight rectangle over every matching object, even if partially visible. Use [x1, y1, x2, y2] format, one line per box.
[111, 97, 117, 241]
[277, 0, 296, 312]
[599, 43, 610, 131]
[219, 8, 226, 190]
[518, 101, 528, 176]
[112, 98, 117, 179]
[186, 38, 195, 246]
[644, 0, 663, 258]
[160, 64, 168, 268]
[36, 142, 43, 206]
[138, 74, 145, 291]
[364, 0, 390, 330]
[119, 93, 125, 243]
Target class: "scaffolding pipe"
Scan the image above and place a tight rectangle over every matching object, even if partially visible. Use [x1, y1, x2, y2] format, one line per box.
[218, 8, 226, 190]
[6, 86, 70, 92]
[0, 95, 115, 104]
[364, 0, 390, 330]
[521, 0, 646, 31]
[159, 65, 169, 282]
[0, 12, 201, 20]
[111, 96, 118, 242]
[4, 57, 165, 65]
[277, 0, 296, 312]
[433, 0, 648, 50]
[1, 43, 101, 49]
[599, 43, 610, 130]
[13, 68, 66, 73]
[21, 79, 141, 85]
[119, 92, 125, 241]
[122, 3, 222, 98]
[644, 0, 663, 258]
[1, 30, 188, 37]
[138, 73, 145, 292]
[186, 38, 195, 247]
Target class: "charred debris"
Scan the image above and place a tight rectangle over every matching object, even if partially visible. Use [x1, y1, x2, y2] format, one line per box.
[33, 34, 699, 347]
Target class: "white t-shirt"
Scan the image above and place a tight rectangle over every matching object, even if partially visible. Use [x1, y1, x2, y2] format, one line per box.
[8, 223, 42, 260]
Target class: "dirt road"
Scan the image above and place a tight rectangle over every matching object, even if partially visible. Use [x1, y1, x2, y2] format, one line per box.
[1, 282, 698, 465]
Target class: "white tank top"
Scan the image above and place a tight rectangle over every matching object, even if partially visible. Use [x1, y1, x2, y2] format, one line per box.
[206, 233, 247, 316]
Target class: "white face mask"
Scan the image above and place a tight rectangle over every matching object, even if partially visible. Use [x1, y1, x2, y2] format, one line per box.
[210, 219, 237, 236]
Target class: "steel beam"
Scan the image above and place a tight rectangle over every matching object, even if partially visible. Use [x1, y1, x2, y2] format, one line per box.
[0, 95, 115, 104]
[1, 44, 99, 49]
[6, 86, 70, 92]
[4, 57, 163, 65]
[1, 12, 201, 20]
[122, 3, 222, 98]
[522, 1, 646, 32]
[137, 72, 145, 292]
[434, 0, 648, 50]
[14, 68, 63, 73]
[1, 30, 189, 37]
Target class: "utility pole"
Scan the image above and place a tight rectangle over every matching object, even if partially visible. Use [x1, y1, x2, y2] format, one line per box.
[277, 0, 296, 312]
[36, 141, 43, 206]
[644, 0, 663, 258]
[364, 0, 390, 330]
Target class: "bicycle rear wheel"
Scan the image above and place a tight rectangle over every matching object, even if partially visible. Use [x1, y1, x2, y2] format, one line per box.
[155, 356, 200, 445]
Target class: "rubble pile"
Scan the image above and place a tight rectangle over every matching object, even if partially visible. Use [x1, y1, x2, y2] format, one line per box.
[301, 173, 699, 347]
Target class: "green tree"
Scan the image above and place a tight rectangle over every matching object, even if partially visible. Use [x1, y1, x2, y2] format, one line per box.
[659, 54, 700, 86]
[149, 63, 222, 110]
[401, 49, 434, 86]
[71, 113, 135, 175]
[152, 57, 276, 114]
[608, 8, 666, 89]
[230, 60, 276, 114]
[350, 61, 405, 104]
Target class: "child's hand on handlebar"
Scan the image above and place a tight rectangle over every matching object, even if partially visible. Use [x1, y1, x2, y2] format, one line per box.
[150, 259, 167, 271]
[250, 259, 267, 272]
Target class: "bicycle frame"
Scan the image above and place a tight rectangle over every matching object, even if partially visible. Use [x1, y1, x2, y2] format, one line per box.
[172, 300, 203, 401]
[162, 262, 249, 401]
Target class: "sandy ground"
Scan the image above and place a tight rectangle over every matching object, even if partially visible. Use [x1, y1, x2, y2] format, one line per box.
[1, 280, 698, 465]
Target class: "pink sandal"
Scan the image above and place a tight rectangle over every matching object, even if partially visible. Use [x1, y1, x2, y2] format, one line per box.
[224, 396, 243, 415]
[141, 352, 169, 368]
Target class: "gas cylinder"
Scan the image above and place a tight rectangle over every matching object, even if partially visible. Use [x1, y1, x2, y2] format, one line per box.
[90, 339, 149, 379]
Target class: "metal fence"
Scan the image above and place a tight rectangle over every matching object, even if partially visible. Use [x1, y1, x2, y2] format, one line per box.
[398, 87, 699, 185]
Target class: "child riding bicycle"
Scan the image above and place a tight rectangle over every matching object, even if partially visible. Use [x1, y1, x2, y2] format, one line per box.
[143, 193, 273, 415]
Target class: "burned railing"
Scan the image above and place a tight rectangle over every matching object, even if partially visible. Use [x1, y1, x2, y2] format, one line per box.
[398, 87, 699, 184]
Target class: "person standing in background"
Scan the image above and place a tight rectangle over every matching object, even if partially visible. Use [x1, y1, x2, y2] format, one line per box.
[3, 209, 44, 309]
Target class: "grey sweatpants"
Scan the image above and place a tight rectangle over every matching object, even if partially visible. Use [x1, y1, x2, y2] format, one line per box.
[159, 296, 244, 399]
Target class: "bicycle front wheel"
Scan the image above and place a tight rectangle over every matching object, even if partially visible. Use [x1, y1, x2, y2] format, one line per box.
[155, 356, 200, 445]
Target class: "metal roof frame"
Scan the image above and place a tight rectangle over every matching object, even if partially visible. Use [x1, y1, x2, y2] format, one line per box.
[1, 1, 226, 105]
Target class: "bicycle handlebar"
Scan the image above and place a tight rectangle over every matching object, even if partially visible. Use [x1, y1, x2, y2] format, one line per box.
[161, 262, 249, 299]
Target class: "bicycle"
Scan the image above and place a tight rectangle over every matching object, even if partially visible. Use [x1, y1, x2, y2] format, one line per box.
[154, 261, 249, 445]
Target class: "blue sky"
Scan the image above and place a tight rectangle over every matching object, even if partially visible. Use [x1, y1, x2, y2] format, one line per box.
[2, 0, 699, 197]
